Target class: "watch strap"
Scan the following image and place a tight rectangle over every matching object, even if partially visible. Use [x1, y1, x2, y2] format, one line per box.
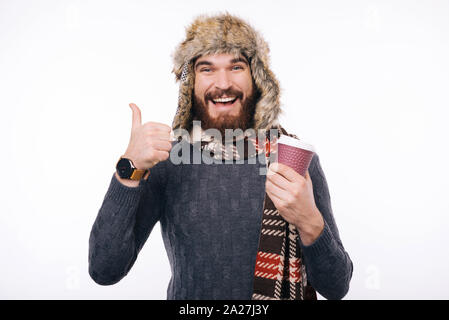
[129, 168, 148, 181]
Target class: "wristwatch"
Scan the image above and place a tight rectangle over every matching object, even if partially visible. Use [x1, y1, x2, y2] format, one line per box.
[115, 157, 148, 180]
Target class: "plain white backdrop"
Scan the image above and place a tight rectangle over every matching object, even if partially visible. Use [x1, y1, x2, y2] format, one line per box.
[1, 0, 449, 299]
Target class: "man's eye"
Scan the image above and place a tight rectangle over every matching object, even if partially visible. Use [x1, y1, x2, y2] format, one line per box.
[201, 68, 211, 72]
[232, 65, 243, 70]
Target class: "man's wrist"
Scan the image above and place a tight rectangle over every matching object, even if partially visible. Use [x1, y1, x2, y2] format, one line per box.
[122, 154, 146, 170]
[115, 171, 141, 188]
[296, 210, 325, 246]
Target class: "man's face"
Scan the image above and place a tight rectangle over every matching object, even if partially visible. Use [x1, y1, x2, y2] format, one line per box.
[192, 53, 258, 136]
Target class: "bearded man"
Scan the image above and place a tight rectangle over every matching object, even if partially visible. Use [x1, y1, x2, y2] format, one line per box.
[89, 13, 353, 300]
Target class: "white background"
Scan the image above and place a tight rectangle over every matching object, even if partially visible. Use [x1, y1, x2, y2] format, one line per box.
[1, 0, 448, 299]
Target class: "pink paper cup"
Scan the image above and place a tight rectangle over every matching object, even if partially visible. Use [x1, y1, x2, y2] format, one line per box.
[276, 135, 315, 177]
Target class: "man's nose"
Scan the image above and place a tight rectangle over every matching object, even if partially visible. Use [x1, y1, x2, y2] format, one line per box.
[214, 70, 232, 90]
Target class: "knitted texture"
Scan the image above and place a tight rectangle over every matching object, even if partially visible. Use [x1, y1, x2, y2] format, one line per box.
[88, 140, 353, 299]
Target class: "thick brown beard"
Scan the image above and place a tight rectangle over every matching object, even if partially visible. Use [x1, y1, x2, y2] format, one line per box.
[191, 87, 260, 141]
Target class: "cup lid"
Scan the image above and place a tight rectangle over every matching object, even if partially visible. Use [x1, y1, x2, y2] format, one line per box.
[277, 135, 315, 152]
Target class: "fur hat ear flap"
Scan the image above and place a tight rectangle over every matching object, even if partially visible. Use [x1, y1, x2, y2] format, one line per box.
[172, 61, 194, 131]
[250, 53, 282, 131]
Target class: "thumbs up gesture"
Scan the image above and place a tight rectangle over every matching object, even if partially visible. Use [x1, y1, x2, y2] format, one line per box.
[123, 103, 173, 170]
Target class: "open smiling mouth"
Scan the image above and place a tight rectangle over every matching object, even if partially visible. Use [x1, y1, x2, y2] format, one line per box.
[210, 96, 239, 107]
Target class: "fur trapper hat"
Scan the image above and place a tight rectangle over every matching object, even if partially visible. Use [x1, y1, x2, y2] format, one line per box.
[171, 13, 282, 132]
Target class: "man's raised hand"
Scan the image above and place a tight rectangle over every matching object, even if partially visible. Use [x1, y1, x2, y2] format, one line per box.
[123, 103, 172, 170]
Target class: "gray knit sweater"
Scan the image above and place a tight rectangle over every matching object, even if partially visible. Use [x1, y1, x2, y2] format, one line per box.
[88, 140, 353, 299]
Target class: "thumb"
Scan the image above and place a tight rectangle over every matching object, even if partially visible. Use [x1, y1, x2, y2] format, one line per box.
[129, 103, 142, 130]
[305, 170, 312, 184]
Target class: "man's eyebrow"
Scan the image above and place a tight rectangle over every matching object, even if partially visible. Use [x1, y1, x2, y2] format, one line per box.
[194, 57, 249, 70]
[230, 57, 249, 66]
[194, 60, 212, 70]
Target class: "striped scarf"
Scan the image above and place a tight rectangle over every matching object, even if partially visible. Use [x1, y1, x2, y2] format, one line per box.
[195, 125, 317, 300]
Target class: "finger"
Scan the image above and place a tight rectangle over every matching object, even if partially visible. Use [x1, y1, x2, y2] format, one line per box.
[305, 170, 311, 181]
[150, 139, 172, 152]
[265, 179, 288, 202]
[265, 184, 285, 208]
[142, 121, 172, 133]
[267, 168, 291, 191]
[154, 135, 172, 144]
[129, 103, 142, 130]
[270, 162, 303, 183]
[305, 170, 313, 186]
[154, 150, 170, 162]
[146, 130, 172, 141]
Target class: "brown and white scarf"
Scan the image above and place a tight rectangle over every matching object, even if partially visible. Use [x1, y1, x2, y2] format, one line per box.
[194, 125, 317, 300]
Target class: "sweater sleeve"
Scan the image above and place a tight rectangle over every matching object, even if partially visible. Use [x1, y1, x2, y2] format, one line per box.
[299, 154, 353, 300]
[88, 161, 166, 285]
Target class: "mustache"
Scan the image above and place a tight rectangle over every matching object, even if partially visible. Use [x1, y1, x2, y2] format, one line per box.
[205, 88, 243, 101]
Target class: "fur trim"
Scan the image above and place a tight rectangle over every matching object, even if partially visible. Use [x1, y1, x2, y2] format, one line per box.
[171, 13, 282, 132]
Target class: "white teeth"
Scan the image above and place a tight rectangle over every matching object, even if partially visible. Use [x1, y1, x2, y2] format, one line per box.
[213, 97, 236, 103]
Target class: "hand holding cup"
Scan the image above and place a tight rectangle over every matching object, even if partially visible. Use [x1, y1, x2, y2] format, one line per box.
[265, 135, 323, 245]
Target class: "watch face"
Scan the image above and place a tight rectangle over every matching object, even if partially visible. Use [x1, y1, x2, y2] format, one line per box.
[116, 158, 133, 179]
